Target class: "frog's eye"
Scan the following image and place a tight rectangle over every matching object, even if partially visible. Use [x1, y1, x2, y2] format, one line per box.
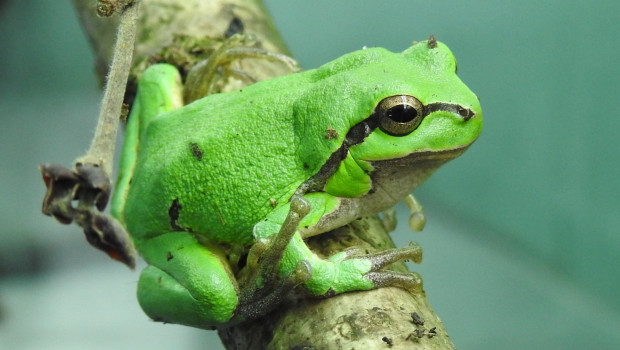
[376, 95, 425, 136]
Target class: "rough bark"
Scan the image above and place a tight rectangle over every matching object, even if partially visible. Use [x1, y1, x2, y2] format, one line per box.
[71, 1, 455, 349]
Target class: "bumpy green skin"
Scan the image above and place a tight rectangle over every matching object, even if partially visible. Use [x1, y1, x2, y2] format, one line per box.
[111, 40, 482, 329]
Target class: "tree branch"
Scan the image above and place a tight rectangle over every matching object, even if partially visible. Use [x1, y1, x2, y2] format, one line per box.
[77, 0, 140, 175]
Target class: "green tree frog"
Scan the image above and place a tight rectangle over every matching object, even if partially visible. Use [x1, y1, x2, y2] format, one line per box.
[110, 38, 482, 329]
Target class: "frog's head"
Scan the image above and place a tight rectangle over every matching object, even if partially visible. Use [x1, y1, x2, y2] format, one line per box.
[293, 38, 481, 205]
[345, 37, 483, 203]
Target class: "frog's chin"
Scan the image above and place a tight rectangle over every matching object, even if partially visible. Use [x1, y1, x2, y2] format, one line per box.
[361, 144, 472, 211]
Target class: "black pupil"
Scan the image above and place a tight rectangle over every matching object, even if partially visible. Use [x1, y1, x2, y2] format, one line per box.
[387, 105, 417, 123]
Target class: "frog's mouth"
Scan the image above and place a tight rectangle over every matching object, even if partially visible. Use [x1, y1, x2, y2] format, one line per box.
[370, 142, 471, 170]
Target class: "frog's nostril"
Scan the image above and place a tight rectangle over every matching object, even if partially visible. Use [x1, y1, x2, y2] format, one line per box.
[457, 106, 475, 120]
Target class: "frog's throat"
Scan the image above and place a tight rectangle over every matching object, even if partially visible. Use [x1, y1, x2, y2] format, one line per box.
[367, 143, 472, 201]
[296, 143, 473, 239]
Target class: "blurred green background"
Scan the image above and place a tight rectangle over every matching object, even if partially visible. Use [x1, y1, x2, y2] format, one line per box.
[1, 1, 619, 349]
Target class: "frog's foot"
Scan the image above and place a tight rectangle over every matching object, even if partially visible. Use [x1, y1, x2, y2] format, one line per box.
[184, 34, 299, 102]
[354, 241, 424, 293]
[236, 197, 313, 319]
[304, 240, 424, 296]
[40, 163, 136, 268]
[404, 194, 426, 232]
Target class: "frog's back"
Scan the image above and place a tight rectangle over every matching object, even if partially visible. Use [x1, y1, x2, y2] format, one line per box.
[123, 76, 315, 245]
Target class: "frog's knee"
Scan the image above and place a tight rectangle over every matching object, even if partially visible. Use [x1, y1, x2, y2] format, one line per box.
[137, 265, 237, 328]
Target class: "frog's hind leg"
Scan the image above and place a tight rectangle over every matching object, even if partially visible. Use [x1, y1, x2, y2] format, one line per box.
[135, 232, 240, 329]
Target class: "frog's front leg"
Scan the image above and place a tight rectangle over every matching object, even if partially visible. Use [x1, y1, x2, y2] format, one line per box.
[234, 197, 313, 319]
[248, 194, 423, 306]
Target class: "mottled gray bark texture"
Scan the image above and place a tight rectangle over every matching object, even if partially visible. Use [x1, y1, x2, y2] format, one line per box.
[72, 1, 455, 349]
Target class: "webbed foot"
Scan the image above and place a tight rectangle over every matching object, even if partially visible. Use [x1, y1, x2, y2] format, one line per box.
[358, 241, 424, 293]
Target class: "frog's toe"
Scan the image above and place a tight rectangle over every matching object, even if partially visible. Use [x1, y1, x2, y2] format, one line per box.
[365, 241, 423, 270]
[350, 241, 424, 293]
[364, 270, 423, 293]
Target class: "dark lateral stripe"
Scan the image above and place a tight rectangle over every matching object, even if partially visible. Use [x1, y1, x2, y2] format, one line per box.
[424, 102, 476, 121]
[295, 146, 348, 195]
